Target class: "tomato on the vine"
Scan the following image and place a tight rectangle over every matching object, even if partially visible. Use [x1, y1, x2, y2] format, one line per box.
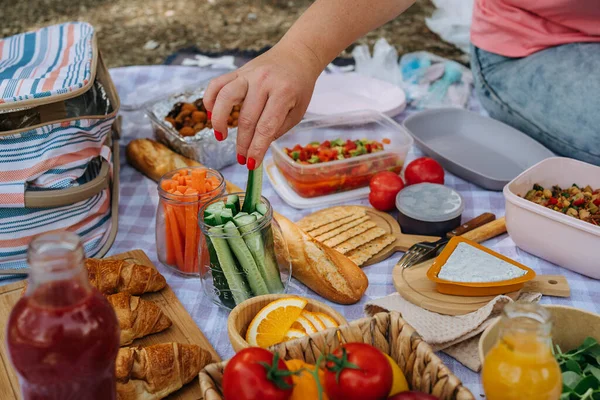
[222, 348, 293, 400]
[323, 343, 393, 400]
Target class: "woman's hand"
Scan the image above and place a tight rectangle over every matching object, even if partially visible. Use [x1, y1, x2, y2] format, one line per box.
[203, 43, 323, 170]
[204, 0, 415, 169]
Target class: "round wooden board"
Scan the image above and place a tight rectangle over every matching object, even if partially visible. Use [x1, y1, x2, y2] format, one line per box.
[298, 205, 439, 267]
[392, 259, 520, 315]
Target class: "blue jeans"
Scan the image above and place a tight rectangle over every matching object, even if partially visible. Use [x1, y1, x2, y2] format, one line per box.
[470, 44, 600, 166]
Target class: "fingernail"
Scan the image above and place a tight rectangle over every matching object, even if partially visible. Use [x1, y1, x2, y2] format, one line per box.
[214, 131, 223, 141]
[237, 154, 246, 165]
[247, 158, 256, 170]
[207, 111, 212, 120]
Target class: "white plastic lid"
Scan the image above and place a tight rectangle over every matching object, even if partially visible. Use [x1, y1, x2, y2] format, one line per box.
[396, 183, 464, 222]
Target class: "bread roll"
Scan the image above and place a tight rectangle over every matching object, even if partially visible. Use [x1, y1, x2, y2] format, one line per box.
[126, 138, 239, 192]
[275, 214, 368, 304]
[126, 139, 199, 182]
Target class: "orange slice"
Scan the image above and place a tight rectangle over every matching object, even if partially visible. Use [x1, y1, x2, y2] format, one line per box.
[246, 297, 308, 347]
[313, 312, 339, 329]
[290, 315, 317, 334]
[283, 328, 307, 342]
[302, 311, 327, 332]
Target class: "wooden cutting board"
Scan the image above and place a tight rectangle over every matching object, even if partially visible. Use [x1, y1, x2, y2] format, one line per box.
[0, 249, 219, 400]
[392, 258, 571, 315]
[358, 207, 440, 266]
[298, 205, 439, 267]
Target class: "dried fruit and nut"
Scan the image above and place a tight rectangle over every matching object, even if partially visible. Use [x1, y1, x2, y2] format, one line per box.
[523, 183, 600, 226]
[164, 99, 240, 137]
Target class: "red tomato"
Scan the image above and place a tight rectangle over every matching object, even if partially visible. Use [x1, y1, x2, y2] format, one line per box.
[369, 190, 397, 212]
[404, 157, 445, 185]
[388, 392, 439, 400]
[222, 348, 293, 400]
[368, 171, 405, 211]
[324, 343, 393, 400]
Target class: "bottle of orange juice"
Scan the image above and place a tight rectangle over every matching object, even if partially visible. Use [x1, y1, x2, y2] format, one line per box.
[482, 302, 562, 400]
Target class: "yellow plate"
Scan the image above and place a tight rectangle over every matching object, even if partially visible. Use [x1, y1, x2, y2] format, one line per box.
[427, 236, 536, 296]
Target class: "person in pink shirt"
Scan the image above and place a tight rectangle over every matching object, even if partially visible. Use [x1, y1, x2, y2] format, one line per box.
[470, 0, 600, 166]
[204, 0, 600, 170]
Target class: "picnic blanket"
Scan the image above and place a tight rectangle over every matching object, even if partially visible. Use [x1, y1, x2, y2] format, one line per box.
[7, 65, 600, 398]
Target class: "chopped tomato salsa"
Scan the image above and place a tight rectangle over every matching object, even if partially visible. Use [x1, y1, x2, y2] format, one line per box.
[283, 138, 388, 164]
[275, 138, 402, 198]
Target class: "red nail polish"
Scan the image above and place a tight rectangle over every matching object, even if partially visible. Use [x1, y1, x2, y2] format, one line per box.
[247, 158, 256, 170]
[237, 154, 246, 165]
[214, 131, 223, 141]
[207, 111, 212, 120]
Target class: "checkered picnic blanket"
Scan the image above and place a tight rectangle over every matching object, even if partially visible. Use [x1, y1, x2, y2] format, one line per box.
[11, 65, 600, 398]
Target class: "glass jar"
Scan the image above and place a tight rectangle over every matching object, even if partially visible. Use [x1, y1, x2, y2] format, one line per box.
[198, 193, 292, 310]
[482, 302, 562, 400]
[156, 167, 225, 276]
[7, 232, 120, 400]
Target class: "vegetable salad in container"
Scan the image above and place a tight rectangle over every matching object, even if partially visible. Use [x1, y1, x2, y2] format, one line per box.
[271, 110, 413, 198]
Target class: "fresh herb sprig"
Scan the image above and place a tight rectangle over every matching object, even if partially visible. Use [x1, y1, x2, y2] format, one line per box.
[554, 337, 600, 399]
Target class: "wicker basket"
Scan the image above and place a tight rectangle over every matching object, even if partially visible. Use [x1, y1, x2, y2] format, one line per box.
[200, 311, 474, 400]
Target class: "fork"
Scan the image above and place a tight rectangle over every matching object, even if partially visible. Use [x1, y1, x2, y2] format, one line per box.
[397, 216, 507, 269]
[397, 237, 449, 269]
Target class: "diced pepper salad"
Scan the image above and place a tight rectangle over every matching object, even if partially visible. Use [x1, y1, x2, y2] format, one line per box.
[523, 183, 600, 226]
[275, 138, 402, 198]
[160, 169, 223, 273]
[283, 138, 389, 164]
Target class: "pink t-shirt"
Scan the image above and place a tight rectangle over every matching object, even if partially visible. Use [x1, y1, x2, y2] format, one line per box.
[471, 0, 600, 57]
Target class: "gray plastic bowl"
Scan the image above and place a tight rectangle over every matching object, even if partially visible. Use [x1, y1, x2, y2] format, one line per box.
[403, 108, 554, 191]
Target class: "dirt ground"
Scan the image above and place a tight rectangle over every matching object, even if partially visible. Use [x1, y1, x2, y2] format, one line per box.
[2, 0, 464, 68]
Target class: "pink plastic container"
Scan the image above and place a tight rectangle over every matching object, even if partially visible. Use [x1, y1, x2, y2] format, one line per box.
[504, 157, 600, 279]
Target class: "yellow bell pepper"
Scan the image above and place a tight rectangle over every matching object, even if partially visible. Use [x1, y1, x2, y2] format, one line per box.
[285, 359, 328, 400]
[384, 353, 410, 396]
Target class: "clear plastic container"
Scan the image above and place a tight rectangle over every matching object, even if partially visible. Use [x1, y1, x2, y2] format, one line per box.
[198, 193, 292, 310]
[156, 167, 226, 276]
[271, 110, 413, 198]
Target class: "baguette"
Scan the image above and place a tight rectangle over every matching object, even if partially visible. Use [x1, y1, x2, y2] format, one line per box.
[126, 139, 199, 182]
[126, 138, 239, 192]
[275, 214, 368, 304]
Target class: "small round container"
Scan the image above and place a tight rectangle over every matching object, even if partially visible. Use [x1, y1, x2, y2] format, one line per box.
[395, 183, 464, 236]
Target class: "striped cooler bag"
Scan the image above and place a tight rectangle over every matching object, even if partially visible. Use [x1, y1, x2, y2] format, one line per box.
[0, 22, 120, 274]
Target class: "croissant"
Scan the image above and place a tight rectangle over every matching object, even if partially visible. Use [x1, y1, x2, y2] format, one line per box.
[115, 342, 212, 400]
[107, 292, 172, 346]
[85, 258, 167, 295]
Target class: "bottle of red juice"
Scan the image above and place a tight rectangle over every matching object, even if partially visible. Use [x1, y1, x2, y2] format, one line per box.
[6, 232, 120, 400]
